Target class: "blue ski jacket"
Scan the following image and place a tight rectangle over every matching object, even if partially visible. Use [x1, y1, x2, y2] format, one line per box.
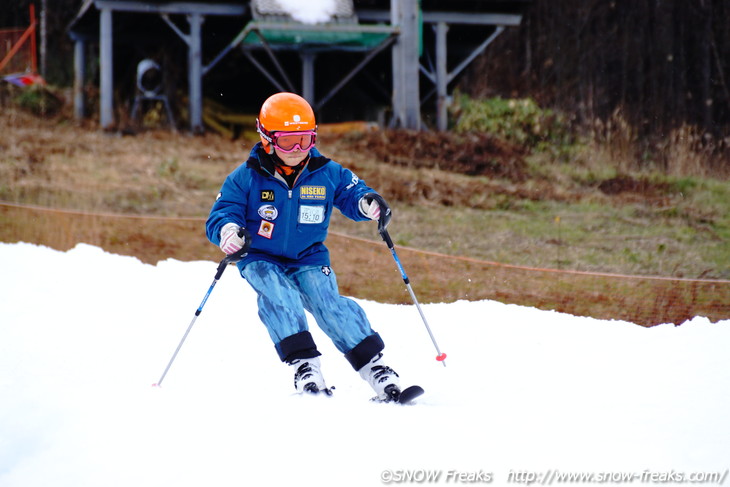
[206, 143, 377, 268]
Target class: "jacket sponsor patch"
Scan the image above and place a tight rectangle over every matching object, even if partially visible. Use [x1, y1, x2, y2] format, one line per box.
[299, 186, 326, 200]
[258, 220, 274, 239]
[258, 204, 279, 221]
[260, 190, 275, 202]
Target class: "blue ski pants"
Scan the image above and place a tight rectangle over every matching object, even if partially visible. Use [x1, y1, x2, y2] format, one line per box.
[240, 260, 383, 369]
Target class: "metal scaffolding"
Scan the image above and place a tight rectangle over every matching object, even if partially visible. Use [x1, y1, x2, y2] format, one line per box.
[68, 0, 526, 132]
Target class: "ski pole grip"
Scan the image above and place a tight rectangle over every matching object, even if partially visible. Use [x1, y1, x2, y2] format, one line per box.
[379, 228, 395, 250]
[363, 192, 392, 233]
[215, 227, 252, 279]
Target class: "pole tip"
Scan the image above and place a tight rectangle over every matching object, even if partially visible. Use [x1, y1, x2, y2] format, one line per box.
[151, 383, 160, 388]
[436, 353, 447, 362]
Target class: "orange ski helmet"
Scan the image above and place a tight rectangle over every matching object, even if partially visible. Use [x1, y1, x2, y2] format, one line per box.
[257, 92, 316, 154]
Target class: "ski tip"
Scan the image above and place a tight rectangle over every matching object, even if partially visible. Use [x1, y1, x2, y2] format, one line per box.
[397, 385, 425, 405]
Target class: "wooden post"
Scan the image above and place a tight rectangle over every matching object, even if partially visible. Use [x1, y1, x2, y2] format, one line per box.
[73, 38, 86, 119]
[391, 0, 421, 130]
[301, 51, 316, 107]
[99, 6, 114, 130]
[436, 21, 448, 131]
[188, 13, 204, 134]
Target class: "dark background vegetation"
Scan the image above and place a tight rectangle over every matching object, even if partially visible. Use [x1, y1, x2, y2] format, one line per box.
[4, 0, 730, 142]
[463, 0, 730, 173]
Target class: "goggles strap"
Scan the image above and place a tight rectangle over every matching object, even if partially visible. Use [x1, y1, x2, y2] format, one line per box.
[256, 118, 274, 144]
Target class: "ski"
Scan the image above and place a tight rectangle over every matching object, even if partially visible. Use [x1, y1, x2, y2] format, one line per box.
[292, 386, 335, 399]
[295, 384, 425, 403]
[372, 385, 425, 405]
[302, 385, 335, 396]
[396, 385, 425, 405]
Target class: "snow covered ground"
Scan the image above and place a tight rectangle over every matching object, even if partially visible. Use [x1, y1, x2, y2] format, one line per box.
[1, 242, 729, 487]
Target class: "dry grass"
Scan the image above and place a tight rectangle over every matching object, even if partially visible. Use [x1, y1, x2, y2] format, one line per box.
[587, 109, 730, 178]
[0, 108, 241, 215]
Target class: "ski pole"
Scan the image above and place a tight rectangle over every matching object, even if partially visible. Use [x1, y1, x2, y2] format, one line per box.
[152, 228, 251, 387]
[378, 225, 447, 367]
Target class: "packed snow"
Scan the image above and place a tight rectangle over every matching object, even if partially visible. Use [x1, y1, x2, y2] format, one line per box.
[1, 242, 729, 487]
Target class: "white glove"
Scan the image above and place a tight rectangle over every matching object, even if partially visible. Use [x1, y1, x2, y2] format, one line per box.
[219, 223, 245, 255]
[359, 197, 381, 220]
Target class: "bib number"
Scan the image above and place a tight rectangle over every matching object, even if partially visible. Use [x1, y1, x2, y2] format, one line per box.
[299, 205, 325, 224]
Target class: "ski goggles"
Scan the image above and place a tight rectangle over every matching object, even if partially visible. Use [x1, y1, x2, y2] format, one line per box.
[271, 130, 317, 153]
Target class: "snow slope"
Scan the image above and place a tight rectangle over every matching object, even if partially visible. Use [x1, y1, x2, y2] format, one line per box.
[1, 242, 728, 486]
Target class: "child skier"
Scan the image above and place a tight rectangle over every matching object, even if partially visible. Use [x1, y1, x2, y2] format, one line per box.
[206, 92, 409, 402]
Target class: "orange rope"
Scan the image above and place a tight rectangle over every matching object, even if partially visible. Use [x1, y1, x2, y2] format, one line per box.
[2, 200, 729, 285]
[0, 200, 202, 222]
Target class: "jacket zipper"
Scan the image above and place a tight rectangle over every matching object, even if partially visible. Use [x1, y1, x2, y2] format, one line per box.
[263, 161, 318, 257]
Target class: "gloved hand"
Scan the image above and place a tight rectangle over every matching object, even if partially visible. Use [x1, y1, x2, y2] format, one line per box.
[359, 196, 381, 220]
[359, 193, 391, 230]
[219, 222, 246, 255]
